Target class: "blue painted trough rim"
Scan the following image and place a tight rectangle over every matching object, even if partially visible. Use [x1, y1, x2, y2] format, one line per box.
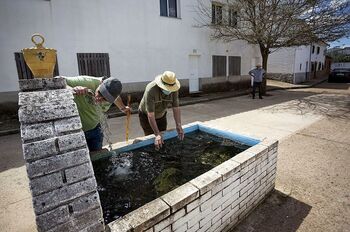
[92, 123, 260, 161]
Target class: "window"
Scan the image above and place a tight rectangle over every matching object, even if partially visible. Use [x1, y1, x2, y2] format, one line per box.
[300, 63, 302, 71]
[212, 56, 226, 77]
[318, 62, 322, 71]
[77, 53, 110, 77]
[160, 0, 178, 18]
[229, 56, 241, 75]
[212, 3, 222, 24]
[229, 9, 238, 27]
[312, 45, 315, 54]
[317, 47, 320, 54]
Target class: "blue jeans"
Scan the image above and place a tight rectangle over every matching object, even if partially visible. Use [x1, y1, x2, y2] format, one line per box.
[84, 124, 103, 151]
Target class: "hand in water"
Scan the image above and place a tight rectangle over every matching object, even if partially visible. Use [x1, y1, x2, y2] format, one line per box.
[154, 134, 164, 150]
[176, 126, 184, 140]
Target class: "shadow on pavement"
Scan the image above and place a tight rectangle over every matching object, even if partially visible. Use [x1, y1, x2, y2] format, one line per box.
[231, 190, 312, 232]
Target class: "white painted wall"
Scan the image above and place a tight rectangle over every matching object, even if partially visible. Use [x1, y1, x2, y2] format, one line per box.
[0, 0, 259, 93]
[267, 47, 295, 73]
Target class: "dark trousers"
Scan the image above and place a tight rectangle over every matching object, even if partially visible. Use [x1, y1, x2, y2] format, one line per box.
[84, 124, 103, 151]
[252, 82, 262, 99]
[138, 111, 167, 136]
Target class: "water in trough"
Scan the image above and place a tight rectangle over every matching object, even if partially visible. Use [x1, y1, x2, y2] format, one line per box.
[92, 131, 250, 223]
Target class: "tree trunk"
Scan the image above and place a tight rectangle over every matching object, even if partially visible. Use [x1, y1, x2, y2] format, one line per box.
[259, 46, 269, 95]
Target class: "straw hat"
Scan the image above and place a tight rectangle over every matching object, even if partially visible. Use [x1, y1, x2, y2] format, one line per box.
[155, 71, 180, 92]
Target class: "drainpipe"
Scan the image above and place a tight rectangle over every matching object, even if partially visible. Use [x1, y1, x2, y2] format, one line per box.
[308, 43, 312, 80]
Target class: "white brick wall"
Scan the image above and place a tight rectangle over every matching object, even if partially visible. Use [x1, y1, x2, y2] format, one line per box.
[108, 138, 278, 232]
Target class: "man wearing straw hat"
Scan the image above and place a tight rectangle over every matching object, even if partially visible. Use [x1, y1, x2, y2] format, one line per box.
[138, 71, 184, 150]
[249, 64, 265, 99]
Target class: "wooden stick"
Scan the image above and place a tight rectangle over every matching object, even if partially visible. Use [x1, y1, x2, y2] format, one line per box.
[125, 94, 131, 142]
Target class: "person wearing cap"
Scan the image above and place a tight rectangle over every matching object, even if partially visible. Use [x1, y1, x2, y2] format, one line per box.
[65, 76, 129, 151]
[248, 64, 266, 99]
[138, 71, 184, 150]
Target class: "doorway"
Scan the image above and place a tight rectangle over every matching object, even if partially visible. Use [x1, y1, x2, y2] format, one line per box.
[189, 55, 200, 92]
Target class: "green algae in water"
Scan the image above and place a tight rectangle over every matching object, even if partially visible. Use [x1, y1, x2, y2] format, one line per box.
[92, 131, 250, 223]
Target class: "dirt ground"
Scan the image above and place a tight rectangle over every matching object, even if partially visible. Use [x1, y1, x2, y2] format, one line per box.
[231, 83, 350, 232]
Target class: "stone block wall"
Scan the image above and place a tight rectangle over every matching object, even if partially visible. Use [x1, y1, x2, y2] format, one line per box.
[108, 139, 278, 232]
[266, 73, 294, 83]
[18, 77, 105, 232]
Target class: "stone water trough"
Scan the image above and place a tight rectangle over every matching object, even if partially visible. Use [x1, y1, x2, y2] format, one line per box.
[18, 77, 278, 232]
[106, 123, 278, 232]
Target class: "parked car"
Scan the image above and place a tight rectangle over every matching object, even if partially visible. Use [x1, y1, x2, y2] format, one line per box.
[328, 69, 350, 82]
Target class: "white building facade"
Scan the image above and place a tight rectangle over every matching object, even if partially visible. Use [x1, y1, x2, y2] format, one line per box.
[0, 0, 261, 102]
[267, 43, 327, 83]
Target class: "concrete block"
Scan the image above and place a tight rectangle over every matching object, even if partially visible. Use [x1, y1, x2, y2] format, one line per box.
[70, 192, 101, 216]
[246, 144, 268, 159]
[159, 225, 171, 232]
[23, 138, 58, 161]
[108, 218, 132, 232]
[260, 139, 278, 151]
[200, 192, 221, 211]
[65, 162, 94, 184]
[222, 192, 239, 210]
[19, 102, 79, 123]
[222, 179, 240, 196]
[221, 172, 241, 189]
[36, 205, 69, 231]
[154, 217, 171, 232]
[123, 198, 170, 231]
[173, 222, 187, 232]
[57, 132, 86, 152]
[187, 223, 200, 232]
[187, 208, 202, 228]
[212, 159, 240, 180]
[186, 199, 200, 213]
[47, 208, 103, 232]
[84, 222, 105, 232]
[30, 172, 64, 196]
[19, 77, 66, 92]
[231, 150, 256, 166]
[190, 170, 222, 195]
[21, 122, 54, 142]
[33, 177, 97, 214]
[161, 183, 199, 213]
[54, 116, 82, 134]
[19, 89, 73, 106]
[27, 148, 90, 178]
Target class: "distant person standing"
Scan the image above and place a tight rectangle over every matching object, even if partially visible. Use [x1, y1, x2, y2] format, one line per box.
[249, 64, 265, 99]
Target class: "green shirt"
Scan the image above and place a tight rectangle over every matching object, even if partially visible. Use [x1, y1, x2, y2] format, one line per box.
[65, 76, 111, 132]
[139, 81, 179, 119]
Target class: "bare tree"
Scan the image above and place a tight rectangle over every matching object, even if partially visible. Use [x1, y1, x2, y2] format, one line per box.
[197, 0, 350, 93]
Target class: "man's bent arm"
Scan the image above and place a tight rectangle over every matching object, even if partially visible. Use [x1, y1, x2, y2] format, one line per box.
[147, 112, 161, 135]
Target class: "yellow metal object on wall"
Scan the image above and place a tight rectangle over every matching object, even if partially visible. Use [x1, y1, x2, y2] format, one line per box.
[22, 34, 57, 78]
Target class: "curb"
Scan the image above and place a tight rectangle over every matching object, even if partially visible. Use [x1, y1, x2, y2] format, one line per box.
[0, 79, 328, 136]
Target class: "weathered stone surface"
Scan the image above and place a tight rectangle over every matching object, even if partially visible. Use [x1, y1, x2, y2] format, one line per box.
[19, 89, 73, 106]
[231, 150, 257, 166]
[36, 205, 70, 231]
[190, 170, 222, 195]
[30, 172, 64, 196]
[23, 138, 58, 161]
[27, 148, 90, 178]
[123, 198, 170, 231]
[245, 144, 268, 160]
[57, 132, 86, 152]
[65, 162, 94, 184]
[84, 222, 105, 232]
[19, 77, 66, 92]
[33, 177, 97, 214]
[54, 117, 82, 134]
[108, 218, 133, 232]
[212, 159, 241, 180]
[70, 192, 101, 216]
[21, 122, 54, 142]
[260, 139, 279, 151]
[47, 208, 103, 232]
[161, 183, 199, 213]
[19, 102, 79, 123]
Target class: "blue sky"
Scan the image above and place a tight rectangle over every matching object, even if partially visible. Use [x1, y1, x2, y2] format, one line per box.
[329, 37, 350, 48]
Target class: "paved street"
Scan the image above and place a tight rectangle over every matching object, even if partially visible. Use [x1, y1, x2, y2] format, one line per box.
[0, 82, 349, 231]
